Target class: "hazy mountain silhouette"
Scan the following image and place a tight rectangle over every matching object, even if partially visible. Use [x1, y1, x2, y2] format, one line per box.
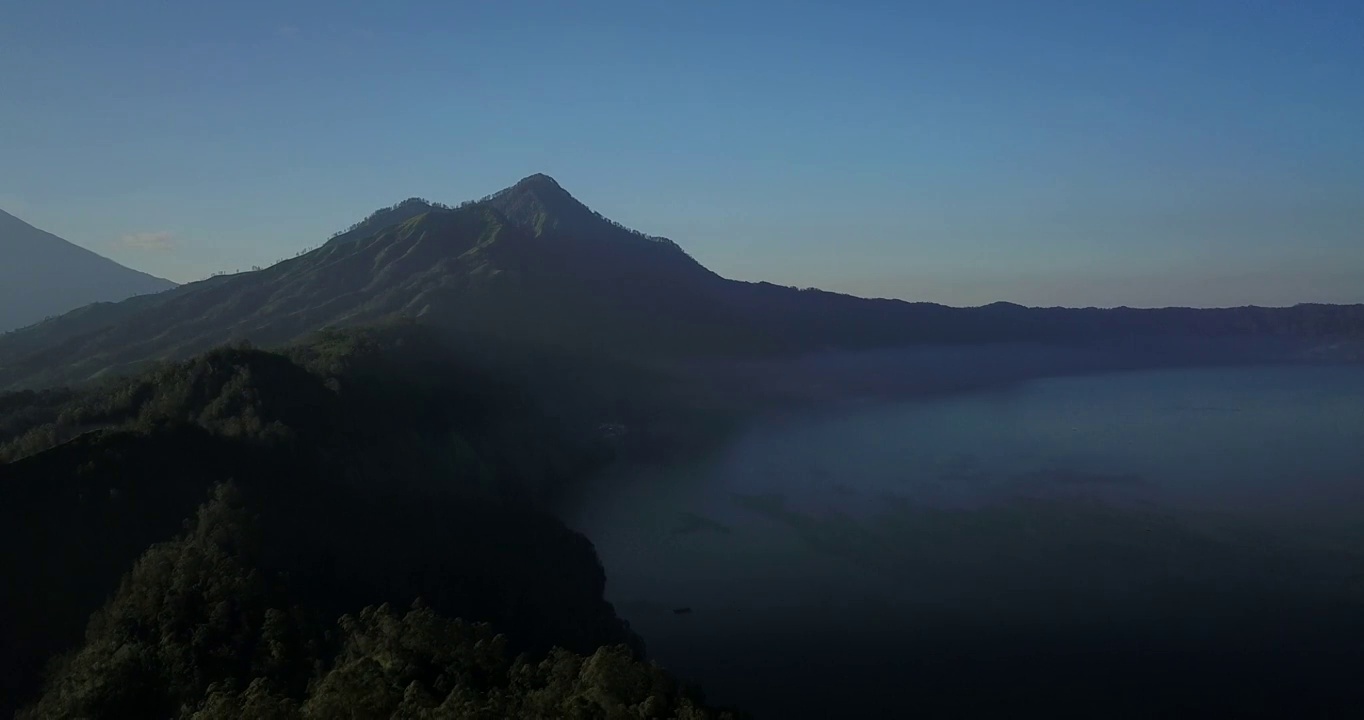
[0, 209, 176, 333]
[1, 175, 1362, 390]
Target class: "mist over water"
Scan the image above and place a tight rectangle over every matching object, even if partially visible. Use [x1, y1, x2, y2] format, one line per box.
[570, 363, 1364, 718]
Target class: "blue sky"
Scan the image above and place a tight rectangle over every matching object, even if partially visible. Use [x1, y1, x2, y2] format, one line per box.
[2, 0, 1362, 307]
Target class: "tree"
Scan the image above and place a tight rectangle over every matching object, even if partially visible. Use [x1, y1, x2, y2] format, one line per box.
[20, 482, 745, 719]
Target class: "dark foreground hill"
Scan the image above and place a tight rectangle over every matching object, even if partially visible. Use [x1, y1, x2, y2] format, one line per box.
[1, 174, 1361, 391]
[16, 482, 737, 719]
[0, 330, 742, 718]
[0, 209, 176, 334]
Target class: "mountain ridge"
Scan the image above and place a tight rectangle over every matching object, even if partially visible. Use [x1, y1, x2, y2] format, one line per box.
[1, 175, 1362, 390]
[0, 209, 177, 334]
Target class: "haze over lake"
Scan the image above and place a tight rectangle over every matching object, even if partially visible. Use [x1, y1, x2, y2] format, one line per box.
[571, 362, 1364, 718]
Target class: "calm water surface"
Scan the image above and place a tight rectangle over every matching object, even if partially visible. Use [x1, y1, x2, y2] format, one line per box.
[571, 364, 1364, 718]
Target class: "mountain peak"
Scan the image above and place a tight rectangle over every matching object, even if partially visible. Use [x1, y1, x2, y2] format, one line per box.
[485, 173, 596, 237]
[492, 173, 577, 208]
[514, 173, 563, 191]
[482, 174, 688, 255]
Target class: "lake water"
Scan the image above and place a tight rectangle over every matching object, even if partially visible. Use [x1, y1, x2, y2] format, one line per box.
[570, 364, 1364, 718]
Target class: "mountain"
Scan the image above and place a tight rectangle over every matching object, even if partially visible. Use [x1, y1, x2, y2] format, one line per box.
[1, 175, 1362, 391]
[0, 209, 177, 333]
[0, 176, 752, 389]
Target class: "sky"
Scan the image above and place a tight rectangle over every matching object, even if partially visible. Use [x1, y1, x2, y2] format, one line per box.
[2, 0, 1362, 308]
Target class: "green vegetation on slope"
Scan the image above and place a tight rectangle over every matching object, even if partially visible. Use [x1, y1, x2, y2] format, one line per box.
[0, 328, 740, 716]
[19, 482, 738, 720]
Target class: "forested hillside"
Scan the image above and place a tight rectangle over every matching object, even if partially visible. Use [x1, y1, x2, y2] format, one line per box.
[17, 482, 737, 719]
[0, 328, 740, 718]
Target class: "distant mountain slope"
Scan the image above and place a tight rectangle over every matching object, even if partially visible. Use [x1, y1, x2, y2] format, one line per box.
[1, 175, 1362, 390]
[0, 209, 176, 333]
